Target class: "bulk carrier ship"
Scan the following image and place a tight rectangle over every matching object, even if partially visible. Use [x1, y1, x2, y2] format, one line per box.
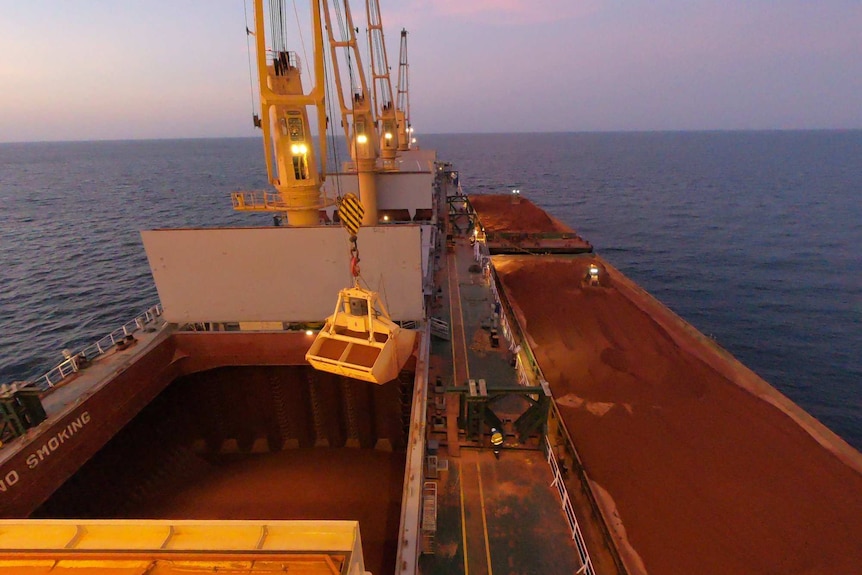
[1, 2, 861, 574]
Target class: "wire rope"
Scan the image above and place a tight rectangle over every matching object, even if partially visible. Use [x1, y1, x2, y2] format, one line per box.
[242, 0, 259, 122]
[291, 0, 311, 83]
[322, 30, 343, 201]
[332, 0, 357, 99]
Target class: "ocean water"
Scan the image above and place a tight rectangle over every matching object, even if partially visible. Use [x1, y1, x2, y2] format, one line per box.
[1, 133, 860, 449]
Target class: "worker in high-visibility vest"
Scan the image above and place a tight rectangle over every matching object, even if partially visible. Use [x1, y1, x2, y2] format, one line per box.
[490, 427, 503, 459]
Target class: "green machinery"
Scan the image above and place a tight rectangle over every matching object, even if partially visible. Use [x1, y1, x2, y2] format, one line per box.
[450, 378, 552, 446]
[0, 386, 47, 446]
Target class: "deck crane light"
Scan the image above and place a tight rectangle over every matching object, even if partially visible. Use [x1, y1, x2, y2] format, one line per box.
[356, 134, 369, 145]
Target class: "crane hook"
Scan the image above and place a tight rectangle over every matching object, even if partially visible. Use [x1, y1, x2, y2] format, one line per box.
[349, 235, 361, 281]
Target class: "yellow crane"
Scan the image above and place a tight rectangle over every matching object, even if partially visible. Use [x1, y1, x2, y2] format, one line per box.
[231, 0, 328, 226]
[396, 28, 412, 151]
[321, 0, 380, 226]
[232, 1, 413, 384]
[366, 0, 399, 166]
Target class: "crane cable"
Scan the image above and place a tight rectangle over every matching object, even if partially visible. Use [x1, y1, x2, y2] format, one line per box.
[242, 0, 259, 124]
[333, 0, 358, 101]
[291, 0, 310, 83]
[322, 25, 343, 201]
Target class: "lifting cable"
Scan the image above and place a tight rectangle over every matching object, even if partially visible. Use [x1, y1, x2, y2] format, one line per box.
[291, 0, 310, 81]
[333, 0, 358, 99]
[243, 0, 259, 124]
[322, 30, 342, 201]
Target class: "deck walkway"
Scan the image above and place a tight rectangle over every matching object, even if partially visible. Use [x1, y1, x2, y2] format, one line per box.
[420, 181, 583, 574]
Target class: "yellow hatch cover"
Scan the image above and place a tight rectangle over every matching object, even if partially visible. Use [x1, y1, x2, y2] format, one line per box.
[0, 519, 367, 575]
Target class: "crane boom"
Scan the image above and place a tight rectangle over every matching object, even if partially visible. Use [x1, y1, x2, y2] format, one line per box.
[232, 0, 328, 226]
[366, 0, 399, 163]
[395, 28, 411, 152]
[321, 0, 380, 225]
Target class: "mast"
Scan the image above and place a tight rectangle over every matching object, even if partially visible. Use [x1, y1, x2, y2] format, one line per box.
[322, 0, 379, 225]
[395, 28, 411, 151]
[366, 0, 399, 164]
[237, 0, 328, 227]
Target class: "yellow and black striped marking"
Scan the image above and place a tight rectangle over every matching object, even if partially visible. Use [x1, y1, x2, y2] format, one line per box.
[339, 193, 365, 236]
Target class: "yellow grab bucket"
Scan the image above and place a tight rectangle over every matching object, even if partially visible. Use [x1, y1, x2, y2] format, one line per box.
[305, 286, 416, 384]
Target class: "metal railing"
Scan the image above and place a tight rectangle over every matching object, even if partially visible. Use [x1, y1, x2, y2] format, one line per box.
[34, 304, 163, 391]
[546, 435, 595, 575]
[231, 190, 288, 211]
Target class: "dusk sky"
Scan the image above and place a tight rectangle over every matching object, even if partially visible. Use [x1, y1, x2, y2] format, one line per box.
[2, 0, 860, 142]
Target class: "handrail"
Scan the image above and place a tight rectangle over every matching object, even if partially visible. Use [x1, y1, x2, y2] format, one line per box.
[231, 190, 289, 211]
[32, 304, 164, 391]
[546, 435, 595, 575]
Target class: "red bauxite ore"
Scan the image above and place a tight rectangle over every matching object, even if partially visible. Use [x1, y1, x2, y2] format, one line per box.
[493, 255, 862, 575]
[468, 194, 574, 234]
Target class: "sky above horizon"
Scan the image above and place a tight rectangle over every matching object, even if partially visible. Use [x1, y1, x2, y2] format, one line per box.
[2, 0, 861, 142]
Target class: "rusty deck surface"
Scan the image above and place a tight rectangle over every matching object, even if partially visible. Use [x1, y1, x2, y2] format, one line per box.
[419, 182, 592, 574]
[471, 193, 862, 575]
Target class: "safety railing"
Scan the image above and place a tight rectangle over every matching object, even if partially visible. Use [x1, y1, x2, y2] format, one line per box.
[546, 435, 595, 575]
[34, 304, 163, 391]
[231, 190, 289, 211]
[487, 259, 600, 574]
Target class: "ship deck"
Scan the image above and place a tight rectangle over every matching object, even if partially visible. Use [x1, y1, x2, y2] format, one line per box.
[468, 194, 862, 574]
[418, 228, 584, 574]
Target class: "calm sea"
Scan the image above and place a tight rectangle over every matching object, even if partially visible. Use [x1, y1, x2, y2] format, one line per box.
[1, 133, 860, 449]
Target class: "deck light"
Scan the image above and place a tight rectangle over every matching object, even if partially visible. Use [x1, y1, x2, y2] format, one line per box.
[356, 134, 368, 144]
[384, 132, 393, 140]
[305, 330, 314, 336]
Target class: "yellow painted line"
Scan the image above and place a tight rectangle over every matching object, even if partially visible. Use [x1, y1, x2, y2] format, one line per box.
[476, 460, 494, 575]
[458, 460, 469, 575]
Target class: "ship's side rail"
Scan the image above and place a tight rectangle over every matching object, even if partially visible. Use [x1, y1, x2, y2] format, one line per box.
[34, 304, 164, 391]
[473, 237, 624, 574]
[546, 434, 596, 575]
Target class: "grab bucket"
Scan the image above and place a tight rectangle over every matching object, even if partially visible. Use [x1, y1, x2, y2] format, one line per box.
[305, 286, 416, 384]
